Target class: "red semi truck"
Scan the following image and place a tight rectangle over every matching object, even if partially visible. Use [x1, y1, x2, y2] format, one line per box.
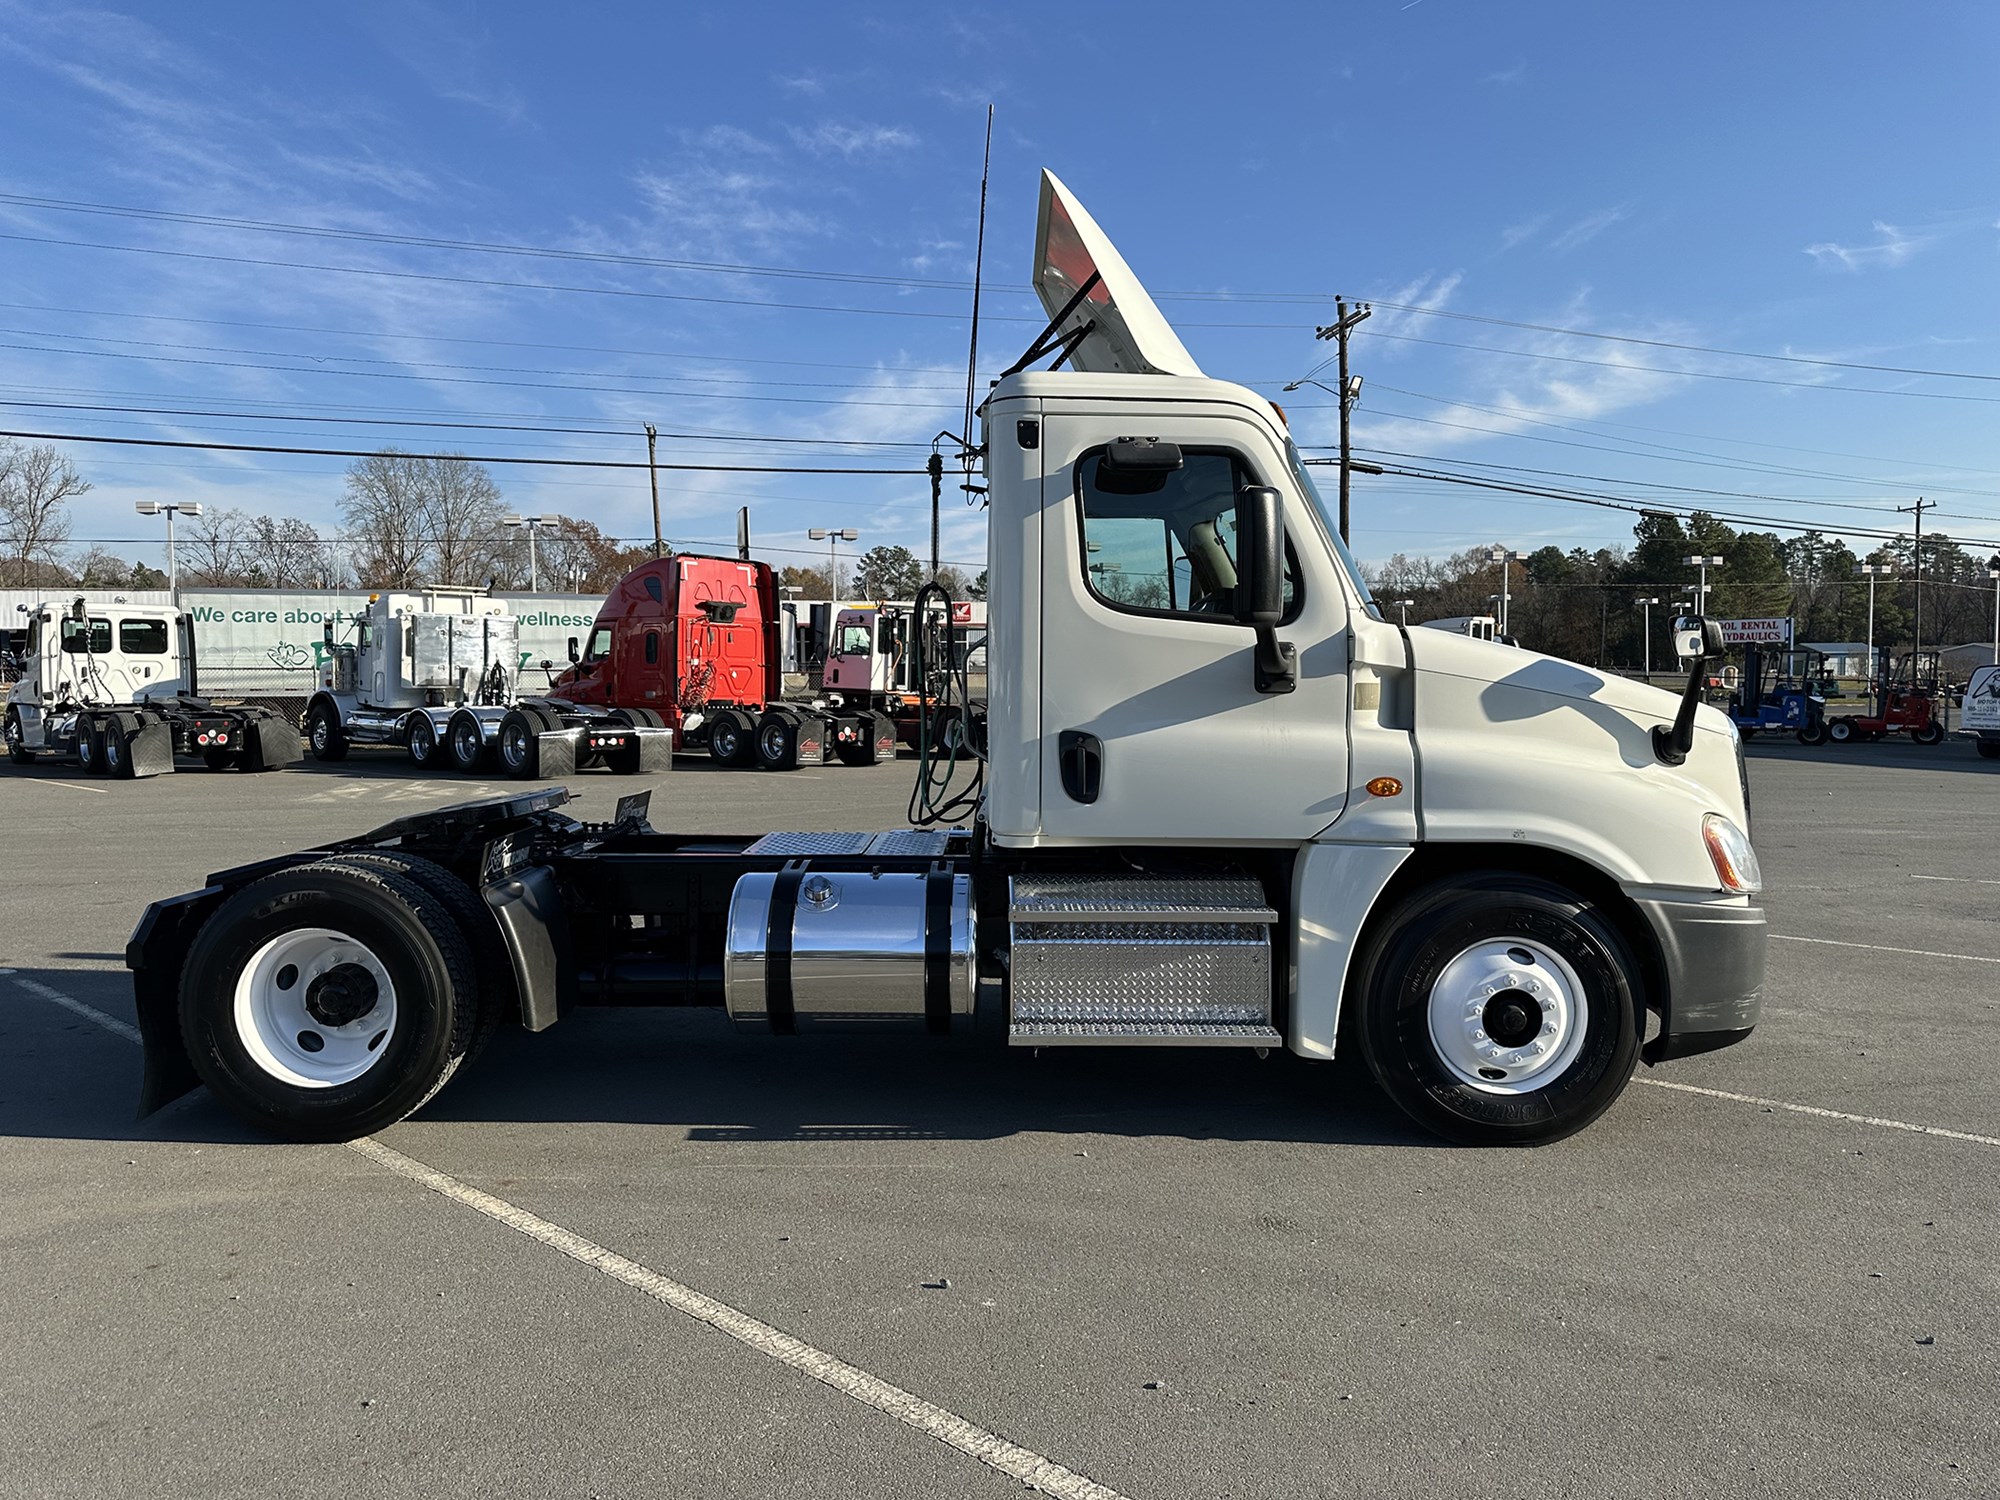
[547, 555, 904, 773]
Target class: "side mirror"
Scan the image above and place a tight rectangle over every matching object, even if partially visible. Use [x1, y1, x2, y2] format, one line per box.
[567, 636, 580, 664]
[1654, 616, 1726, 766]
[1673, 618, 1726, 662]
[1233, 485, 1296, 695]
[1234, 486, 1285, 628]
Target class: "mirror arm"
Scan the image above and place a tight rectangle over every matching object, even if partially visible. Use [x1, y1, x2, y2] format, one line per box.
[1651, 670, 1703, 766]
[1253, 627, 1297, 695]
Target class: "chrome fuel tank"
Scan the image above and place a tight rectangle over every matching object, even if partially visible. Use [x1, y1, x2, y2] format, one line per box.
[723, 866, 976, 1031]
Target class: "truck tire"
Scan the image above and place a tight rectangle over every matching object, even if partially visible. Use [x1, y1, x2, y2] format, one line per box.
[1826, 718, 1855, 744]
[754, 711, 800, 771]
[1979, 738, 2000, 760]
[708, 709, 755, 768]
[1796, 720, 1827, 746]
[323, 851, 509, 1061]
[178, 860, 482, 1141]
[445, 711, 486, 774]
[305, 702, 348, 762]
[1912, 720, 1945, 746]
[497, 708, 544, 779]
[1352, 873, 1642, 1147]
[76, 716, 103, 773]
[101, 714, 138, 779]
[4, 709, 32, 765]
[406, 713, 440, 768]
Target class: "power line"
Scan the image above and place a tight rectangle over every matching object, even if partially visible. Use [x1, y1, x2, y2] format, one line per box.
[0, 427, 927, 473]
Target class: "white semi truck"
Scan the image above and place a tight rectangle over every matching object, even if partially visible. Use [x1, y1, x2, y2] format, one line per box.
[126, 171, 1764, 1147]
[302, 588, 671, 776]
[5, 598, 301, 777]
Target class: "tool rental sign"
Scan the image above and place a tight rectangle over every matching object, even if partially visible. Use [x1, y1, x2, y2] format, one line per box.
[1716, 618, 1794, 645]
[179, 589, 601, 696]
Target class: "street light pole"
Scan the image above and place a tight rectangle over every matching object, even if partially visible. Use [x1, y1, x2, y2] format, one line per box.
[1684, 554, 1724, 617]
[1988, 559, 1999, 665]
[1391, 597, 1415, 627]
[134, 500, 203, 595]
[1636, 597, 1660, 681]
[501, 515, 558, 592]
[1486, 547, 1514, 635]
[644, 424, 663, 558]
[808, 526, 859, 598]
[1859, 563, 1893, 684]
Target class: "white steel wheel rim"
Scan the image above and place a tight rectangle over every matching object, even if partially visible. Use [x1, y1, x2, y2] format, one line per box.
[233, 927, 398, 1088]
[1426, 936, 1590, 1094]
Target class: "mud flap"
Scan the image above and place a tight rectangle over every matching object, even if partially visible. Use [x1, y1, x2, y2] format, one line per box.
[635, 727, 674, 772]
[793, 714, 827, 766]
[242, 714, 303, 771]
[536, 726, 584, 778]
[126, 717, 176, 778]
[126, 887, 222, 1114]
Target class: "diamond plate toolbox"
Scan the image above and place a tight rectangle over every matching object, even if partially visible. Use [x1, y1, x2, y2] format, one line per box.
[1007, 873, 1276, 1026]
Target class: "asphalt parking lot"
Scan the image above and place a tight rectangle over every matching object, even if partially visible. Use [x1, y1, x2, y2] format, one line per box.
[4, 740, 1997, 1500]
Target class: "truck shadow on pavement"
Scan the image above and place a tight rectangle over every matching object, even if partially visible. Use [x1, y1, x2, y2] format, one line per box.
[3, 970, 1430, 1149]
[1741, 737, 1999, 775]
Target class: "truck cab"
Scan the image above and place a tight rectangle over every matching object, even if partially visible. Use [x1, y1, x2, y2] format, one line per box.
[130, 169, 1765, 1148]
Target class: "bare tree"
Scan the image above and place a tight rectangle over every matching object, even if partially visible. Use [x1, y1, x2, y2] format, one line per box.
[342, 450, 506, 587]
[246, 514, 338, 587]
[0, 441, 90, 586]
[181, 506, 254, 585]
[423, 456, 507, 586]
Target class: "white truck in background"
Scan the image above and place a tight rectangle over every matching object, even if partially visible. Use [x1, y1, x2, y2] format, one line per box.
[1959, 664, 2000, 759]
[5, 599, 300, 777]
[128, 170, 1765, 1149]
[302, 588, 671, 776]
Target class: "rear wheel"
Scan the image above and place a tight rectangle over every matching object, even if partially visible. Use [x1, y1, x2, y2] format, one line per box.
[1353, 874, 1642, 1146]
[76, 717, 103, 773]
[1912, 720, 1945, 746]
[445, 711, 486, 774]
[755, 712, 800, 771]
[708, 709, 754, 768]
[178, 861, 481, 1141]
[1826, 718, 1855, 744]
[101, 714, 136, 779]
[405, 714, 439, 768]
[306, 703, 348, 762]
[497, 708, 543, 779]
[1978, 738, 2000, 760]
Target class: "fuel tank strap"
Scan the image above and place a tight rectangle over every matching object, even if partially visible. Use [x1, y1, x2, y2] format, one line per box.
[764, 861, 806, 1035]
[922, 863, 953, 1035]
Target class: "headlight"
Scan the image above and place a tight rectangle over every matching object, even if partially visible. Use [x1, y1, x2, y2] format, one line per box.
[1702, 813, 1762, 894]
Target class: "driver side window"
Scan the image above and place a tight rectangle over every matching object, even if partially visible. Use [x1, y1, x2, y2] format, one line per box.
[1075, 447, 1299, 622]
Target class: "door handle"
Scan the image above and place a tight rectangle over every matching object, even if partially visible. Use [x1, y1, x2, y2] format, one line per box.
[1058, 729, 1102, 803]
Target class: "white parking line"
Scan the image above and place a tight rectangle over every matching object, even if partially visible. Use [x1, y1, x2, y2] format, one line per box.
[350, 1137, 1131, 1500]
[20, 778, 109, 794]
[4, 971, 1134, 1500]
[1910, 873, 2000, 886]
[1636, 1078, 2000, 1149]
[5, 972, 142, 1042]
[1772, 934, 2000, 965]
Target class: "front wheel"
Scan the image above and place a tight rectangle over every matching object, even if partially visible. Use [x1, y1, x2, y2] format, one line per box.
[1911, 720, 1945, 746]
[1353, 874, 1642, 1146]
[4, 709, 32, 765]
[306, 703, 348, 762]
[1826, 718, 1856, 744]
[1797, 720, 1827, 746]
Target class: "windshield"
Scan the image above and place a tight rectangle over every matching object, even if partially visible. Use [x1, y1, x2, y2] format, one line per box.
[1285, 440, 1381, 620]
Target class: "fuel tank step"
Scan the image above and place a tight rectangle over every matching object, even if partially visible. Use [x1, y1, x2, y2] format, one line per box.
[1008, 1021, 1282, 1047]
[1007, 873, 1278, 1044]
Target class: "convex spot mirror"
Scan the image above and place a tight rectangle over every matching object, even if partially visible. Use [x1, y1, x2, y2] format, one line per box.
[567, 636, 580, 663]
[1673, 617, 1727, 662]
[1096, 436, 1183, 496]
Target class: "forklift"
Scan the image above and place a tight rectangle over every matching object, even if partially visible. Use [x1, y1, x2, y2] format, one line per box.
[1726, 642, 1828, 745]
[1826, 648, 1946, 744]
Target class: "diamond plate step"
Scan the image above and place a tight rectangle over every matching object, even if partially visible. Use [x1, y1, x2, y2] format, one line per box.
[743, 829, 958, 858]
[1008, 1021, 1283, 1047]
[1008, 873, 1276, 924]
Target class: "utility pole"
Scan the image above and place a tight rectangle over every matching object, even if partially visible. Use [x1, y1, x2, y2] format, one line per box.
[645, 423, 663, 558]
[1636, 597, 1660, 681]
[1898, 498, 1932, 659]
[1313, 298, 1372, 543]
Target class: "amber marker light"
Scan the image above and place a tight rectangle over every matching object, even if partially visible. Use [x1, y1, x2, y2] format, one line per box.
[1366, 776, 1403, 797]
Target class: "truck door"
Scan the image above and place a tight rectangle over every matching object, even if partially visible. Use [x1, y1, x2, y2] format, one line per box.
[1036, 410, 1351, 844]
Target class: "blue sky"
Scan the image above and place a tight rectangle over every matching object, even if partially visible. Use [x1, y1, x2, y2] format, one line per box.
[2, 0, 1997, 582]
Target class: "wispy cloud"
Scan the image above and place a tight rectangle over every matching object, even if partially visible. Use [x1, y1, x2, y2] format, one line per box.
[1482, 62, 1525, 84]
[1500, 214, 1548, 251]
[1549, 206, 1628, 252]
[787, 122, 919, 158]
[1367, 271, 1464, 360]
[775, 72, 825, 96]
[1804, 220, 1933, 271]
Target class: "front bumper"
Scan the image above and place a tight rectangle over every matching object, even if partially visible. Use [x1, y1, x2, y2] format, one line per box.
[1631, 894, 1766, 1064]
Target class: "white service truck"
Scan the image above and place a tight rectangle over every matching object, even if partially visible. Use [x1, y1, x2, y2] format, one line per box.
[302, 588, 671, 776]
[1959, 664, 2000, 759]
[5, 598, 301, 777]
[126, 171, 1764, 1147]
